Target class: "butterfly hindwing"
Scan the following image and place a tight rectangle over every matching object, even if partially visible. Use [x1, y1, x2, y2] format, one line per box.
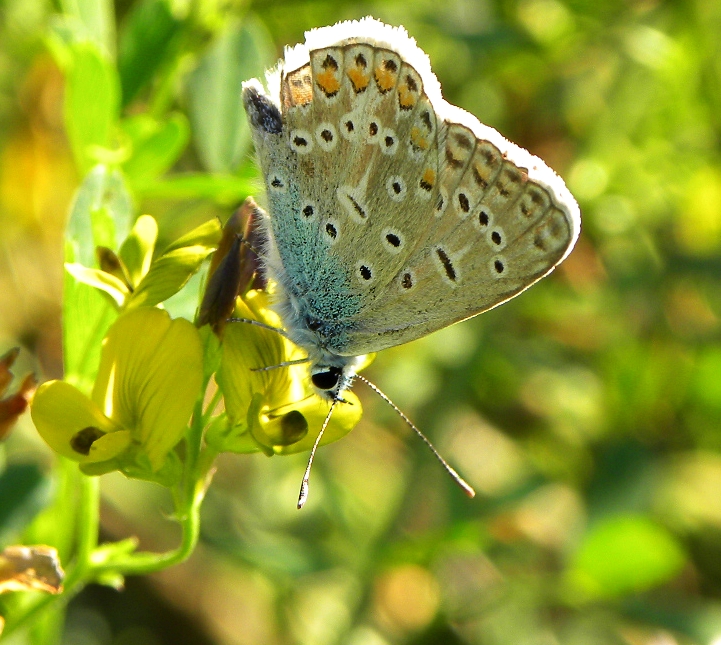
[243, 18, 580, 358]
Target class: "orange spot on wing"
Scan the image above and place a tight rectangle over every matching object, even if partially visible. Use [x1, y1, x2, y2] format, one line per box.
[410, 127, 429, 151]
[347, 68, 370, 92]
[316, 69, 340, 96]
[374, 65, 396, 92]
[398, 83, 417, 109]
[422, 168, 436, 186]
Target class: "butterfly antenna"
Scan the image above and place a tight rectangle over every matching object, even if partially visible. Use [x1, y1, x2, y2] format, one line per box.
[354, 374, 476, 499]
[297, 397, 339, 509]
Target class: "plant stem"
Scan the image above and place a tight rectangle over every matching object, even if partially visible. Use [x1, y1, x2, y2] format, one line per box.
[92, 473, 205, 577]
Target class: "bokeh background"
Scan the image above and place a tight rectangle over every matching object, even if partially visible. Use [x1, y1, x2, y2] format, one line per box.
[3, 0, 721, 643]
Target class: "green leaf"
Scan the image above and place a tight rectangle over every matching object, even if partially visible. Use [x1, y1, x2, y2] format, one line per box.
[66, 165, 134, 268]
[565, 515, 687, 600]
[118, 0, 182, 106]
[65, 263, 129, 306]
[187, 15, 275, 172]
[59, 0, 116, 55]
[63, 43, 120, 173]
[63, 166, 133, 386]
[126, 245, 215, 310]
[121, 113, 190, 187]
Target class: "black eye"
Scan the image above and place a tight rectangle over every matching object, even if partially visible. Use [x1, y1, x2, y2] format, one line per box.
[312, 368, 341, 391]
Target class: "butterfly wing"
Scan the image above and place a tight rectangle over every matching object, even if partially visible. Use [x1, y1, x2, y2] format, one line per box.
[341, 115, 581, 355]
[244, 18, 580, 357]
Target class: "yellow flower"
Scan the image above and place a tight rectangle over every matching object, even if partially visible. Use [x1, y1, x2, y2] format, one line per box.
[208, 289, 366, 455]
[31, 308, 203, 483]
[65, 214, 220, 311]
[199, 200, 369, 456]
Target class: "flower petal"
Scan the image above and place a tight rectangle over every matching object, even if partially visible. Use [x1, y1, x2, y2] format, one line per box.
[163, 217, 221, 253]
[92, 308, 203, 470]
[270, 391, 362, 455]
[65, 264, 129, 306]
[118, 214, 158, 287]
[31, 381, 123, 462]
[126, 245, 215, 310]
[216, 297, 291, 424]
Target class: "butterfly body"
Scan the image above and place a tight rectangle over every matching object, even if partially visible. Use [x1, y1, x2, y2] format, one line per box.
[242, 18, 580, 400]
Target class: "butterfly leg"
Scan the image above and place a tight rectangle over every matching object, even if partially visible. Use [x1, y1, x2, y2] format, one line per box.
[250, 357, 310, 372]
[229, 317, 291, 338]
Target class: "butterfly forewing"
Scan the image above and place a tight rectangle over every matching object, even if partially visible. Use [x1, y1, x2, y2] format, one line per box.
[274, 36, 445, 311]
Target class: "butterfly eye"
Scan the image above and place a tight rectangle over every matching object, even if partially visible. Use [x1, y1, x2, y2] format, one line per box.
[311, 367, 342, 391]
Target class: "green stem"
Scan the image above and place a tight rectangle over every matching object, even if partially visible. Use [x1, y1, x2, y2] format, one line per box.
[75, 474, 100, 573]
[93, 474, 204, 577]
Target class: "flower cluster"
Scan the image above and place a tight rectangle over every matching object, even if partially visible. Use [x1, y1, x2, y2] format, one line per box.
[31, 200, 364, 485]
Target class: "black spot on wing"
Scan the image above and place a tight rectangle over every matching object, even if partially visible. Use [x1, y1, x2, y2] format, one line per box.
[436, 247, 457, 281]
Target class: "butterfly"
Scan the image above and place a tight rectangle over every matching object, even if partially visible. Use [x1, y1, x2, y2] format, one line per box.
[240, 17, 581, 506]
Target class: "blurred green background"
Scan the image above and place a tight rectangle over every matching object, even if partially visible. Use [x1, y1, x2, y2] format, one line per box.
[3, 0, 721, 643]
